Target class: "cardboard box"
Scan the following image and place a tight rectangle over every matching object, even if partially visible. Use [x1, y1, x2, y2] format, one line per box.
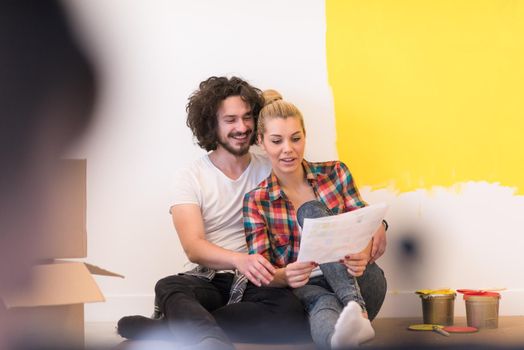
[42, 159, 88, 259]
[1, 160, 123, 347]
[3, 261, 123, 347]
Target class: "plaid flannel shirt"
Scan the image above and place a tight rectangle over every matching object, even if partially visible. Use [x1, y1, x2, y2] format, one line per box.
[243, 160, 366, 268]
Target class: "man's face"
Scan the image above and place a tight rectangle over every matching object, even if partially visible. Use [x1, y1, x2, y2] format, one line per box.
[215, 96, 255, 156]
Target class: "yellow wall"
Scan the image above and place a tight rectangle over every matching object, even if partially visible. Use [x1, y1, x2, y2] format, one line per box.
[326, 0, 524, 193]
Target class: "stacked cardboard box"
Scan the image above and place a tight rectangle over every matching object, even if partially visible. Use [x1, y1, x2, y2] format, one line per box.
[1, 159, 123, 347]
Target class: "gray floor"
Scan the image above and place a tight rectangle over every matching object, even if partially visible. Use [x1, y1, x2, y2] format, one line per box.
[368, 316, 524, 347]
[86, 316, 524, 349]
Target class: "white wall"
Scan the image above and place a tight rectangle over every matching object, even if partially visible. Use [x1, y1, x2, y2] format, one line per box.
[65, 0, 524, 322]
[362, 183, 524, 317]
[66, 0, 337, 322]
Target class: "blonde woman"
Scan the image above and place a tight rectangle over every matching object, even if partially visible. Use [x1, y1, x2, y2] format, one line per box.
[243, 90, 387, 348]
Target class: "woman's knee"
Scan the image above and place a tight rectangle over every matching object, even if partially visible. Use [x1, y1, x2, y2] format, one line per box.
[309, 293, 343, 316]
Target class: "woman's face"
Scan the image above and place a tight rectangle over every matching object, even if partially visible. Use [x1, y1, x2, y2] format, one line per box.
[259, 116, 305, 177]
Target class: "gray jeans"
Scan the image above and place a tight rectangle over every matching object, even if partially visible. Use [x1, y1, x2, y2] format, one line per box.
[294, 200, 387, 348]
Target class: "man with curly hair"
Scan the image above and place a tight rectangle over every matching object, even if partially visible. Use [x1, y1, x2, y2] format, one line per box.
[118, 76, 309, 349]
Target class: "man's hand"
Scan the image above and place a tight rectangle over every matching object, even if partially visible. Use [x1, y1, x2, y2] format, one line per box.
[284, 261, 317, 288]
[340, 250, 370, 277]
[233, 253, 276, 287]
[369, 223, 387, 264]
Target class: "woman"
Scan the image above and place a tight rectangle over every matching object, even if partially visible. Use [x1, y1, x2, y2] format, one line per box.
[243, 90, 387, 348]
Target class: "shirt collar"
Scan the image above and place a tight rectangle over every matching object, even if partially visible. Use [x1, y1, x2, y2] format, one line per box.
[267, 172, 283, 201]
[267, 160, 318, 201]
[303, 159, 317, 183]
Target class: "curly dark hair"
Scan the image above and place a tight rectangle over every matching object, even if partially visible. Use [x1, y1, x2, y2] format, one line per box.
[186, 76, 263, 151]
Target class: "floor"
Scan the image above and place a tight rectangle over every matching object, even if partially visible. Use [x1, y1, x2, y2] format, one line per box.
[86, 316, 524, 349]
[368, 316, 524, 348]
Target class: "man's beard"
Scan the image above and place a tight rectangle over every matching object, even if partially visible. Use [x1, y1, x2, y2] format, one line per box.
[217, 130, 255, 157]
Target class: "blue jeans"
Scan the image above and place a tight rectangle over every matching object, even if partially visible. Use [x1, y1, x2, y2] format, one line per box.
[319, 262, 366, 310]
[295, 201, 387, 348]
[293, 262, 366, 349]
[294, 274, 347, 349]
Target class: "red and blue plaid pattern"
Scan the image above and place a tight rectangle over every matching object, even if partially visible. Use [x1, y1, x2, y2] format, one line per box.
[243, 160, 366, 268]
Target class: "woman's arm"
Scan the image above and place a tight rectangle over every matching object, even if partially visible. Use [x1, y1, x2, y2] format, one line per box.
[370, 222, 387, 264]
[243, 193, 318, 288]
[266, 262, 317, 288]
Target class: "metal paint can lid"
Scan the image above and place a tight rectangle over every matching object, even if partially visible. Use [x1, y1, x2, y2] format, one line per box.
[416, 289, 456, 296]
[464, 293, 501, 301]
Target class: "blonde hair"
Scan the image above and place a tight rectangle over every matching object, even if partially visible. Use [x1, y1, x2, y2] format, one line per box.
[258, 89, 305, 137]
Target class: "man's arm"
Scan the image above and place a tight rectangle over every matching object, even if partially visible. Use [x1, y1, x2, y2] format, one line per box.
[369, 223, 387, 264]
[172, 204, 274, 286]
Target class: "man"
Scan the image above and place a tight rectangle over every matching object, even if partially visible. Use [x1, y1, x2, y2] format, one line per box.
[119, 77, 310, 349]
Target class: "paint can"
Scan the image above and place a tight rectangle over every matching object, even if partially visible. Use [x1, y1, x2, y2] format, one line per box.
[465, 293, 500, 329]
[420, 293, 456, 326]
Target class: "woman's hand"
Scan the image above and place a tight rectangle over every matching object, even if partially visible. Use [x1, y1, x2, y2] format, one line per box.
[340, 241, 372, 277]
[233, 253, 275, 287]
[340, 253, 369, 277]
[284, 261, 317, 288]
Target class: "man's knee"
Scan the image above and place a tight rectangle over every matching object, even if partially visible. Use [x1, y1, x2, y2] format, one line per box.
[154, 274, 195, 304]
[155, 275, 177, 295]
[361, 263, 387, 293]
[359, 263, 387, 320]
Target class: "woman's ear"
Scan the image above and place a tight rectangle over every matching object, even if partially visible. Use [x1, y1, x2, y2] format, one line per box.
[258, 134, 265, 150]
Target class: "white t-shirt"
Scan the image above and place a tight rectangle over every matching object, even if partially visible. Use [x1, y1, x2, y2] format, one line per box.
[171, 152, 271, 268]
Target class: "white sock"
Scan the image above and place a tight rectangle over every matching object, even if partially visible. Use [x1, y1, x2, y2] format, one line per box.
[330, 301, 375, 349]
[357, 317, 375, 345]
